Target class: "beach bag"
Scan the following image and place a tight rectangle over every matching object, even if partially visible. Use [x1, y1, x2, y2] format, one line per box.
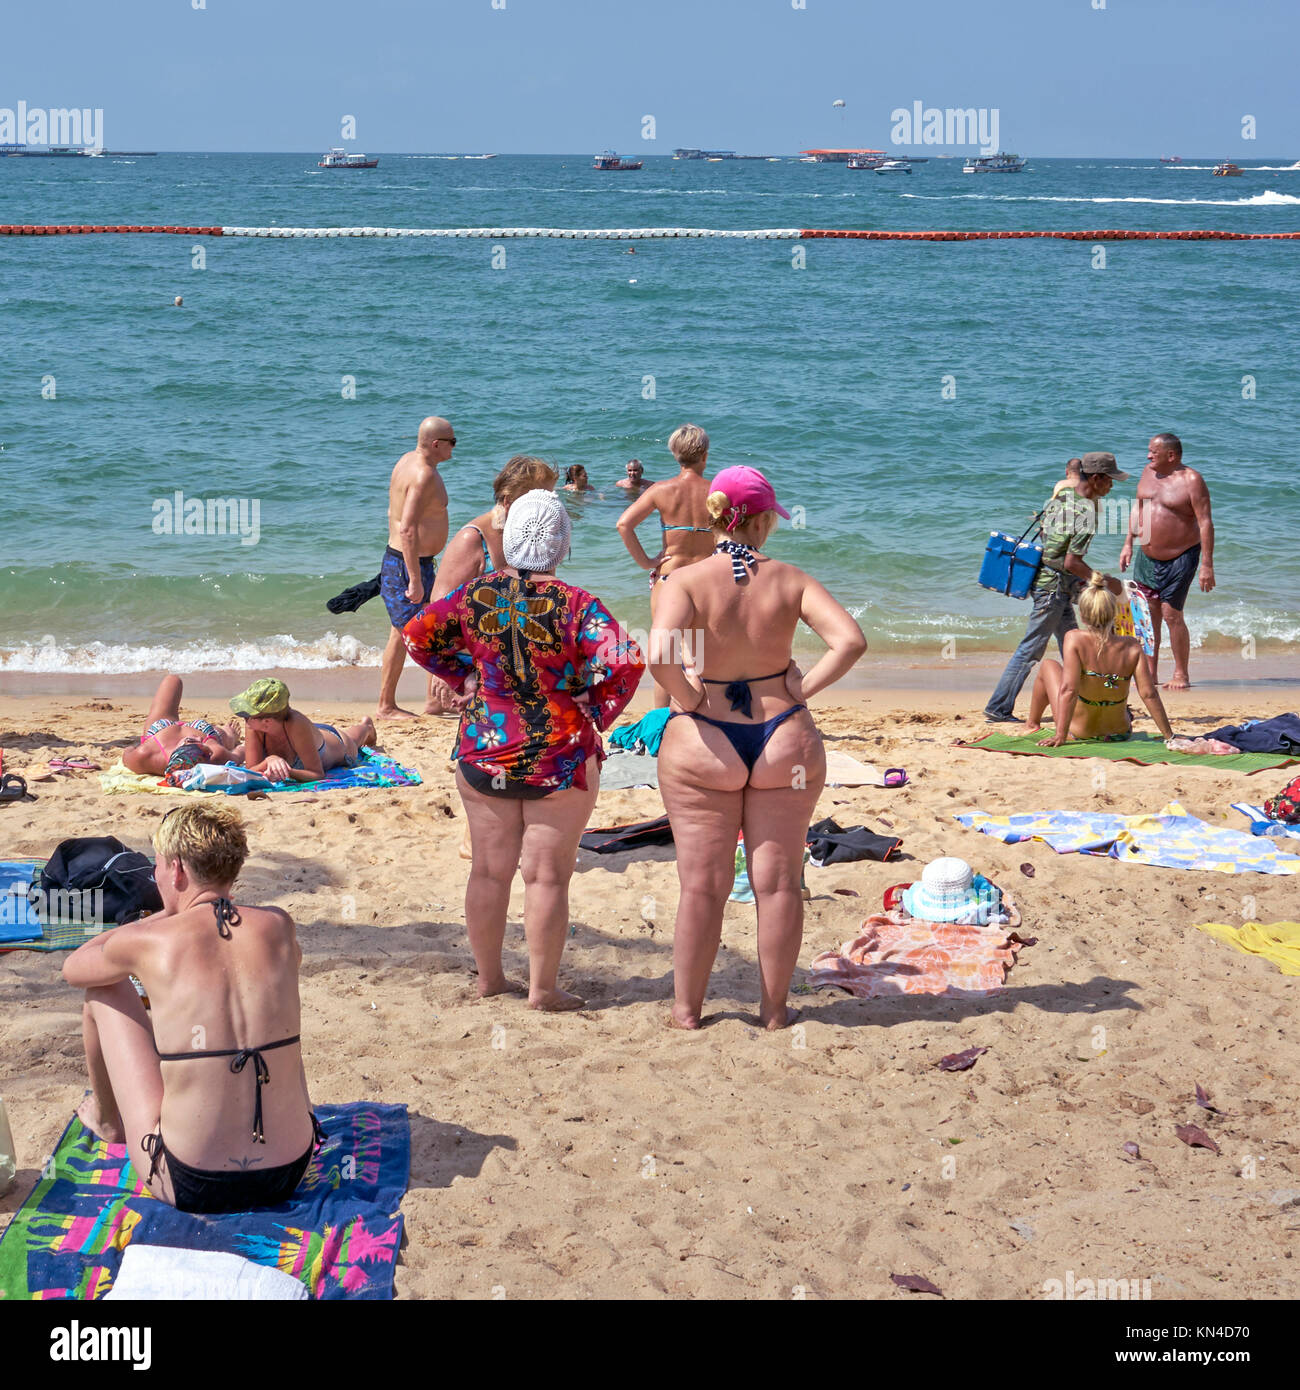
[1264, 776, 1300, 825]
[579, 815, 674, 854]
[978, 509, 1045, 599]
[32, 836, 162, 926]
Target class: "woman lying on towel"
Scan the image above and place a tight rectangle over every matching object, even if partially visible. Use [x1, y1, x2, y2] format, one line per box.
[63, 803, 323, 1215]
[230, 678, 377, 783]
[123, 674, 243, 777]
[1026, 572, 1176, 747]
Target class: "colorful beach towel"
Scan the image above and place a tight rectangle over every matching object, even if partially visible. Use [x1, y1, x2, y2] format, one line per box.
[960, 730, 1298, 775]
[1232, 803, 1300, 842]
[809, 910, 1028, 998]
[100, 748, 421, 797]
[1193, 921, 1300, 977]
[956, 801, 1300, 875]
[0, 1102, 409, 1301]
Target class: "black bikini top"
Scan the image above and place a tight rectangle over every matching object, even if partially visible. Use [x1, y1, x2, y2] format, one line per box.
[152, 896, 300, 1144]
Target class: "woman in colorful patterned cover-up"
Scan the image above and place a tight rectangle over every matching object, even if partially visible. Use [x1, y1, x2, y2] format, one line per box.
[403, 490, 644, 1011]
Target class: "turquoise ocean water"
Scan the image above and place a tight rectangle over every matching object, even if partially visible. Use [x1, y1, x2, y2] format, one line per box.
[1, 153, 1298, 673]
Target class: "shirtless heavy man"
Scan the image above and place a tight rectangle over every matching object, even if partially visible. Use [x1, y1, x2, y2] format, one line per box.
[377, 417, 455, 719]
[1119, 432, 1215, 691]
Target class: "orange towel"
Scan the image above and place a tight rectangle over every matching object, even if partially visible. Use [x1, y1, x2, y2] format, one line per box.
[809, 910, 1027, 998]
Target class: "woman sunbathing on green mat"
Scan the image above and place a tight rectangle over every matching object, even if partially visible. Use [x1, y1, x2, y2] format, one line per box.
[1026, 573, 1175, 747]
[231, 678, 377, 783]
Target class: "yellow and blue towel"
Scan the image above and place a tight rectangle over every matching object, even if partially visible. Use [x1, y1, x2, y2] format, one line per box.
[956, 801, 1300, 875]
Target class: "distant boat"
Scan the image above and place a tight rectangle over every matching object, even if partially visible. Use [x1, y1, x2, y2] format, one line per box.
[318, 148, 378, 169]
[1212, 161, 1243, 177]
[846, 155, 885, 170]
[874, 159, 912, 175]
[1160, 156, 1183, 164]
[963, 152, 1026, 173]
[593, 151, 643, 171]
[462, 154, 497, 160]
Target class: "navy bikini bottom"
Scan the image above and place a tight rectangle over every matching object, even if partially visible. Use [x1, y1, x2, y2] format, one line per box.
[675, 704, 807, 774]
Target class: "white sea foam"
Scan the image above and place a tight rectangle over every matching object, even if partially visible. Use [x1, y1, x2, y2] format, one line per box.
[0, 632, 383, 674]
[899, 190, 1300, 207]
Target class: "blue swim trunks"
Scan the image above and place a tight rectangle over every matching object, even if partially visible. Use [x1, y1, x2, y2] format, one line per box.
[380, 546, 436, 628]
[1133, 543, 1200, 611]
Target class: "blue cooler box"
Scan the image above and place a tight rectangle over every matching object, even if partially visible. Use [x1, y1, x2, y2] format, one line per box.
[979, 531, 1043, 599]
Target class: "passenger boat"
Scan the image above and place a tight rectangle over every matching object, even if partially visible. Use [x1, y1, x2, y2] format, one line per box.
[846, 155, 884, 170]
[963, 152, 1026, 173]
[1212, 162, 1243, 177]
[874, 159, 912, 174]
[593, 151, 643, 170]
[318, 148, 378, 169]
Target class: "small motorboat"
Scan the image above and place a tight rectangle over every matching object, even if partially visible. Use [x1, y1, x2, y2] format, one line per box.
[874, 159, 912, 174]
[1160, 155, 1183, 164]
[593, 151, 643, 171]
[319, 148, 378, 169]
[1212, 162, 1243, 177]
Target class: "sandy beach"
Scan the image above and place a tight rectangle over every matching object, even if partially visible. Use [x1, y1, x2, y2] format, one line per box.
[3, 675, 1299, 1300]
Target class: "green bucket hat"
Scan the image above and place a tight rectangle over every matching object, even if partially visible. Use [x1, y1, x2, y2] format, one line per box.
[229, 677, 290, 718]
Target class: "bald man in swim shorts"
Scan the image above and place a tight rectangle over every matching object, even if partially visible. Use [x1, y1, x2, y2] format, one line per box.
[377, 417, 455, 719]
[1119, 432, 1215, 691]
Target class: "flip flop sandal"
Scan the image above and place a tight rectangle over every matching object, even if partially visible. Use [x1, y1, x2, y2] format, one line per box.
[49, 757, 100, 772]
[883, 768, 909, 788]
[0, 774, 36, 804]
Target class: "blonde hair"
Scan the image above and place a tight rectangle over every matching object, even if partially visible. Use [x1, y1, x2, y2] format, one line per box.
[492, 454, 558, 528]
[1078, 571, 1120, 648]
[707, 489, 776, 540]
[668, 423, 709, 468]
[153, 803, 248, 887]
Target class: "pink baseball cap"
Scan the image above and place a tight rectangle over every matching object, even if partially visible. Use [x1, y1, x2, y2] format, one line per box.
[710, 465, 790, 532]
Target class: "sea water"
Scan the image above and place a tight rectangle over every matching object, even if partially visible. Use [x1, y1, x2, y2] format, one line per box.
[1, 153, 1297, 672]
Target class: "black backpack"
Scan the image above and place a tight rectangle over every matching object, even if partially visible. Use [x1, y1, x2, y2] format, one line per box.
[32, 836, 163, 927]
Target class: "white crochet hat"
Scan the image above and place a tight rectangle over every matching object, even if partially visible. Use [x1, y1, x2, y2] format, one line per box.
[902, 857, 983, 922]
[503, 489, 571, 573]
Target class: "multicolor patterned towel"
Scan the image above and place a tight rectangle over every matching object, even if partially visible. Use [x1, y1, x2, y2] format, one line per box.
[809, 909, 1028, 998]
[1193, 921, 1300, 976]
[961, 731, 1298, 775]
[100, 747, 421, 796]
[957, 801, 1300, 875]
[0, 1102, 408, 1301]
[1232, 803, 1300, 842]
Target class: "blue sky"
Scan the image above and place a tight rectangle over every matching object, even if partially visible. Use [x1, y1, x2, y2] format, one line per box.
[4, 0, 1297, 155]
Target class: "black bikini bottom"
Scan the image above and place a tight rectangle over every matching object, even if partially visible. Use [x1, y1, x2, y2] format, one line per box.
[141, 1133, 314, 1215]
[675, 704, 806, 774]
[460, 761, 557, 800]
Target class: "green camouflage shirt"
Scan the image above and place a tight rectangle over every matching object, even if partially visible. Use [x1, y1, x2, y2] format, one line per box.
[1034, 486, 1097, 592]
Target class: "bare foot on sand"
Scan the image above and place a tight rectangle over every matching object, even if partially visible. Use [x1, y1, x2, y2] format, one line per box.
[376, 704, 420, 721]
[357, 716, 379, 748]
[759, 1005, 802, 1032]
[76, 1093, 125, 1144]
[528, 988, 585, 1012]
[1024, 723, 1041, 735]
[666, 1008, 702, 1031]
[1163, 673, 1191, 691]
[477, 975, 528, 999]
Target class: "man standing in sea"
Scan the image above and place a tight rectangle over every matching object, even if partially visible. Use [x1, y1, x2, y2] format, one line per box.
[376, 416, 455, 720]
[1119, 432, 1215, 691]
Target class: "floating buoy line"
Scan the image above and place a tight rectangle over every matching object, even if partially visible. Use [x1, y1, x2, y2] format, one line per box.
[1, 224, 1296, 241]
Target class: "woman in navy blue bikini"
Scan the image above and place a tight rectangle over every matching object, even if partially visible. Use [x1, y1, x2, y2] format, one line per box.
[650, 467, 867, 1030]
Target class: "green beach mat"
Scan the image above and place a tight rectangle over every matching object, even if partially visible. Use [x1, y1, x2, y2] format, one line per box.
[961, 731, 1299, 775]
